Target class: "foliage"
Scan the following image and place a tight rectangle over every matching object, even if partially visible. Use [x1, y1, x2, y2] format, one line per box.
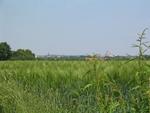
[11, 49, 35, 60]
[133, 28, 150, 69]
[0, 42, 12, 60]
[0, 61, 149, 113]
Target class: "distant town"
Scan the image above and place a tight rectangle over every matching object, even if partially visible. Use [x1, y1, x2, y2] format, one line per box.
[36, 52, 138, 61]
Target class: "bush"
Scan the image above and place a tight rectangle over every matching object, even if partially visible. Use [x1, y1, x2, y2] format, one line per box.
[11, 49, 35, 60]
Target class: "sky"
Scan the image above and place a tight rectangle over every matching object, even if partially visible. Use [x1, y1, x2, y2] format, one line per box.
[0, 0, 150, 56]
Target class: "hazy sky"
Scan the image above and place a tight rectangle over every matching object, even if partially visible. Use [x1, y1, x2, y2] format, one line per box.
[0, 0, 150, 55]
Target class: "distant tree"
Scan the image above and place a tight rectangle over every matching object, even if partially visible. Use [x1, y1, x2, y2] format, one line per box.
[0, 42, 12, 60]
[11, 49, 35, 60]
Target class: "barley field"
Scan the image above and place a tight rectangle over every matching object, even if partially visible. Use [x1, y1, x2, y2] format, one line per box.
[0, 60, 150, 113]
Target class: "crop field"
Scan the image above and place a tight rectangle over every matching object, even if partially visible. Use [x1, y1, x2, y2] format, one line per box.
[0, 60, 150, 113]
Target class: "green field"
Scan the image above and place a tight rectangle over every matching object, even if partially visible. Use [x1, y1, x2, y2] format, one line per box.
[0, 61, 150, 113]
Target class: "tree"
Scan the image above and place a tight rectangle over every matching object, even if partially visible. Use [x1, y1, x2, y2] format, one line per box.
[11, 49, 35, 60]
[0, 42, 12, 60]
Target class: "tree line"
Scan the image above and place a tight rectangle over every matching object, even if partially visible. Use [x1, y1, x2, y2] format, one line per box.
[0, 42, 35, 60]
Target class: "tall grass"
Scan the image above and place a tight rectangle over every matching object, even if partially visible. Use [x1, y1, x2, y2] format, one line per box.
[0, 29, 150, 113]
[0, 60, 149, 113]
